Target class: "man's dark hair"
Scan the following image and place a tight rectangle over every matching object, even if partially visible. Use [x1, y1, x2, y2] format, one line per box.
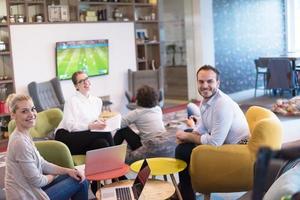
[71, 71, 85, 85]
[136, 85, 158, 108]
[196, 65, 220, 81]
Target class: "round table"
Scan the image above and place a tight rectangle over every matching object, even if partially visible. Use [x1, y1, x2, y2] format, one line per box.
[86, 164, 130, 181]
[96, 179, 175, 200]
[130, 157, 187, 200]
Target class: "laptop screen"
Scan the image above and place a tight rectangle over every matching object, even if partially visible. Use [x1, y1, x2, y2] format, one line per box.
[85, 144, 127, 176]
[132, 159, 151, 200]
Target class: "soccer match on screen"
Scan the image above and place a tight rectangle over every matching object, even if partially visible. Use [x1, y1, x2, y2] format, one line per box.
[56, 39, 109, 80]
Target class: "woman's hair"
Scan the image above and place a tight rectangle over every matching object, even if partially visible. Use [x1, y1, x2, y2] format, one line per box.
[6, 93, 32, 113]
[136, 85, 158, 108]
[71, 71, 85, 85]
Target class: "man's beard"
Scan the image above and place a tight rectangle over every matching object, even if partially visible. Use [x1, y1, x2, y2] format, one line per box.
[198, 88, 217, 100]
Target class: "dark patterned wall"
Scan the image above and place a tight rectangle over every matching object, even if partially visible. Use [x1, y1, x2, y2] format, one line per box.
[213, 0, 286, 93]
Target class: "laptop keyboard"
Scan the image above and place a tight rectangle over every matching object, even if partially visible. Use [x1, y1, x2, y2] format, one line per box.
[116, 187, 132, 200]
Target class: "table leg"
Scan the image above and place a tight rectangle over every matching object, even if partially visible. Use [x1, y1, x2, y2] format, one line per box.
[292, 60, 298, 96]
[170, 174, 183, 200]
[97, 181, 101, 189]
[163, 175, 168, 181]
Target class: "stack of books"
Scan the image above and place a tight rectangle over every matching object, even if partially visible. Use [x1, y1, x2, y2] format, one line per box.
[85, 11, 97, 22]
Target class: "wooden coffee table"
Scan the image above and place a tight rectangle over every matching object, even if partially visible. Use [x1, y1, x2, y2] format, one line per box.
[96, 179, 175, 200]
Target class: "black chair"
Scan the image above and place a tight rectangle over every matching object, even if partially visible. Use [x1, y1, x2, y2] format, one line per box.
[254, 59, 268, 97]
[252, 146, 300, 200]
[239, 146, 300, 200]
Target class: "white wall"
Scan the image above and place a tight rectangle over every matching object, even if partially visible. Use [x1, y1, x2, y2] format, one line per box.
[9, 23, 136, 114]
[185, 0, 215, 100]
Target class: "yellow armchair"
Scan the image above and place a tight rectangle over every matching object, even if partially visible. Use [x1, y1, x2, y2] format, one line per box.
[190, 106, 283, 196]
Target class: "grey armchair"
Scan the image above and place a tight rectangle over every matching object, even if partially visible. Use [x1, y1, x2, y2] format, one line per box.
[28, 77, 65, 112]
[125, 68, 164, 110]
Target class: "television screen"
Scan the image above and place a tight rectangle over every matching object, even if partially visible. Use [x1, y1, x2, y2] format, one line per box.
[56, 39, 109, 80]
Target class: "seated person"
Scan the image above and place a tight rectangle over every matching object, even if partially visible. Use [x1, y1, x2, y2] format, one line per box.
[264, 162, 300, 200]
[55, 71, 113, 155]
[54, 71, 113, 194]
[114, 85, 167, 163]
[5, 94, 88, 200]
[175, 65, 250, 200]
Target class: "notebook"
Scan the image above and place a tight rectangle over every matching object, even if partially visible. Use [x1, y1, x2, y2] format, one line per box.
[100, 159, 151, 200]
[84, 144, 127, 176]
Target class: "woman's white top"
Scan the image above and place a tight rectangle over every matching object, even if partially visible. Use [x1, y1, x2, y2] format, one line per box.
[56, 91, 103, 132]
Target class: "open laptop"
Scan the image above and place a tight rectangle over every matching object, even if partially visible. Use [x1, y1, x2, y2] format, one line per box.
[101, 159, 151, 200]
[85, 144, 127, 176]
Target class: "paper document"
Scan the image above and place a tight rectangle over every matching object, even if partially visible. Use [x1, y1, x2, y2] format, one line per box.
[92, 113, 121, 132]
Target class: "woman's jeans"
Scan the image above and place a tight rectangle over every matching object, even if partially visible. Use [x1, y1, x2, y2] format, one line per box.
[42, 174, 89, 200]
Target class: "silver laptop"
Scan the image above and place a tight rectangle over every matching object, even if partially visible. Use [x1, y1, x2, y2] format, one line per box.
[101, 159, 151, 200]
[85, 144, 127, 176]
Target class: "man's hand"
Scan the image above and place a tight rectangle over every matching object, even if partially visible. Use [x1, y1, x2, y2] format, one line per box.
[185, 115, 198, 128]
[185, 118, 195, 128]
[176, 130, 201, 144]
[176, 130, 188, 144]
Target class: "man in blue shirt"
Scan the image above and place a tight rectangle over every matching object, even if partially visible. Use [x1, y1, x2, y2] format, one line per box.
[175, 65, 249, 200]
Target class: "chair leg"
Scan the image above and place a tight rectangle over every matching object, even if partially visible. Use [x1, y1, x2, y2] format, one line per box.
[204, 194, 211, 200]
[254, 74, 258, 97]
[263, 73, 267, 94]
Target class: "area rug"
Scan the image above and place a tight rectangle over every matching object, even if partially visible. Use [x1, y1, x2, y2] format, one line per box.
[196, 194, 224, 200]
[163, 103, 189, 114]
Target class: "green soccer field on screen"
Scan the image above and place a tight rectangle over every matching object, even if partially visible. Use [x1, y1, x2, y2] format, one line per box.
[56, 39, 109, 80]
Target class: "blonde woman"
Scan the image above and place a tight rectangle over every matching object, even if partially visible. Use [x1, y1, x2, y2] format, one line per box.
[5, 94, 88, 200]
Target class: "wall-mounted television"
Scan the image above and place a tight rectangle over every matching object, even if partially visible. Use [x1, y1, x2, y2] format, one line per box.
[56, 39, 109, 80]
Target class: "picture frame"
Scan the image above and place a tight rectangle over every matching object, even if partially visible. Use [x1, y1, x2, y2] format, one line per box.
[48, 5, 70, 22]
[135, 29, 149, 41]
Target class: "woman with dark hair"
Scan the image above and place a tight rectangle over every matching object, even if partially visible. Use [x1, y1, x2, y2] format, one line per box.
[54, 71, 113, 194]
[113, 85, 166, 163]
[55, 71, 113, 155]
